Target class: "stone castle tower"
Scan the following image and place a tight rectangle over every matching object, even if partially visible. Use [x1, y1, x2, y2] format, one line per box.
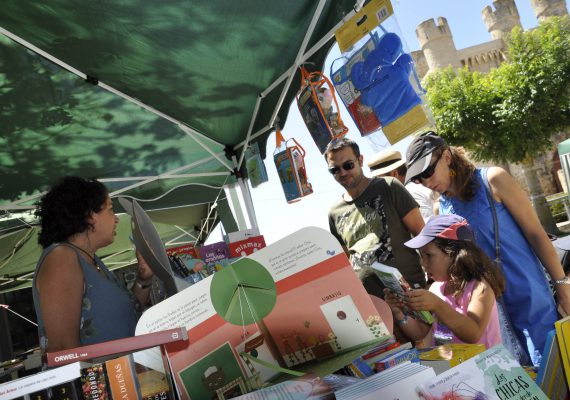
[412, 0, 568, 79]
[410, 0, 569, 196]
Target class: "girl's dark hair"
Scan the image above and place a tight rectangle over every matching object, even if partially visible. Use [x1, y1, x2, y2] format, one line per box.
[446, 146, 478, 201]
[35, 176, 109, 248]
[432, 237, 505, 299]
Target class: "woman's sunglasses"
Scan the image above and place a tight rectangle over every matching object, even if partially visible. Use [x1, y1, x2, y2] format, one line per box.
[411, 152, 443, 184]
[328, 160, 356, 175]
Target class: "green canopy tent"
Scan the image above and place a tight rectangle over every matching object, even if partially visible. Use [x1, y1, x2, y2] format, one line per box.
[0, 0, 360, 293]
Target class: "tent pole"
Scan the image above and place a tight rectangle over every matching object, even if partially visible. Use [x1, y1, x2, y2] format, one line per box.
[231, 156, 259, 232]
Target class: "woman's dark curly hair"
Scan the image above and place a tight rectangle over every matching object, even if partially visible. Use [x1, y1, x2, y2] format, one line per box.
[35, 176, 109, 248]
[432, 237, 505, 299]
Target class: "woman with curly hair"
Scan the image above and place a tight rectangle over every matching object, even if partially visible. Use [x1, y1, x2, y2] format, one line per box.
[404, 131, 570, 363]
[384, 215, 504, 348]
[32, 176, 153, 352]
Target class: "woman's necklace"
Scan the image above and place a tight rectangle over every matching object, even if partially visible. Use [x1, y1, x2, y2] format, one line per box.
[65, 242, 101, 272]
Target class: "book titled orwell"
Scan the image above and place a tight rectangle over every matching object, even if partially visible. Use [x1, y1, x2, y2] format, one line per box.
[46, 327, 188, 367]
[370, 262, 433, 325]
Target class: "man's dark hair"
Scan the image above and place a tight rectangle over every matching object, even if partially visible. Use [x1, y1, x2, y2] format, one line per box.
[35, 176, 109, 248]
[395, 164, 408, 178]
[324, 137, 360, 159]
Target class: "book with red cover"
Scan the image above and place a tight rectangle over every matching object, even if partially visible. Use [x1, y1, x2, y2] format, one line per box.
[46, 327, 188, 367]
[228, 235, 266, 258]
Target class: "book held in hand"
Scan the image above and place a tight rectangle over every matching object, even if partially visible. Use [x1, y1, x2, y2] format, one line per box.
[370, 262, 433, 324]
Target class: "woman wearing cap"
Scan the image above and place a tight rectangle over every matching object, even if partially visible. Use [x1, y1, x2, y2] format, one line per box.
[404, 131, 570, 362]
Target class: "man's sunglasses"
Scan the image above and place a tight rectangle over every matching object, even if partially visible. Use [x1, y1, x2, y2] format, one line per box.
[328, 160, 356, 175]
[411, 152, 443, 184]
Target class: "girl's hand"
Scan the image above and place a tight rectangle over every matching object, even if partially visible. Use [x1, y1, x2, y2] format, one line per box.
[383, 288, 405, 315]
[404, 289, 443, 312]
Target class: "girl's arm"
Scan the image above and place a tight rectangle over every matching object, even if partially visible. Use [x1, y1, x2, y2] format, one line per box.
[488, 167, 570, 315]
[405, 282, 496, 344]
[383, 289, 431, 342]
[35, 246, 84, 351]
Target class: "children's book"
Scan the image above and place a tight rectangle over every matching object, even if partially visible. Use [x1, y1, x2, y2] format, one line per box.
[536, 329, 569, 399]
[228, 235, 267, 258]
[374, 347, 420, 372]
[135, 227, 392, 400]
[555, 315, 570, 387]
[370, 262, 433, 324]
[415, 345, 548, 400]
[199, 241, 232, 272]
[334, 361, 436, 400]
[418, 343, 486, 376]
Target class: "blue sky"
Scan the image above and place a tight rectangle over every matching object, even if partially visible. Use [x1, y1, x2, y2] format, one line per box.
[213, 0, 568, 245]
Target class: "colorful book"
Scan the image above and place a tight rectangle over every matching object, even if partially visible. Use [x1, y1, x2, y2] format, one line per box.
[536, 329, 569, 399]
[51, 380, 83, 400]
[80, 363, 110, 400]
[135, 227, 393, 399]
[46, 327, 188, 367]
[418, 343, 485, 375]
[0, 362, 82, 400]
[370, 262, 434, 324]
[199, 241, 232, 271]
[374, 347, 420, 372]
[415, 345, 548, 399]
[555, 315, 570, 387]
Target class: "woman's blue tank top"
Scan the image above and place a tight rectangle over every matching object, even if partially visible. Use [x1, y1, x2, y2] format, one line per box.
[32, 243, 137, 349]
[439, 168, 557, 353]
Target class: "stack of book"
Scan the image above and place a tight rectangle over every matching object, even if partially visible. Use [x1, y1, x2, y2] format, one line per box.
[334, 362, 436, 399]
[536, 315, 570, 399]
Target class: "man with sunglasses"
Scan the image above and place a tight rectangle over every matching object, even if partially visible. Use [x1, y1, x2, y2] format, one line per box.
[325, 138, 426, 298]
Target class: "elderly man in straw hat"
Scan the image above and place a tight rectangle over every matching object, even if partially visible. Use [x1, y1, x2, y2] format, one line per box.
[368, 149, 437, 222]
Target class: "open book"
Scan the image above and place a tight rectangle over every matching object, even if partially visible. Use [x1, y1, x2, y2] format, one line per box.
[370, 262, 433, 325]
[135, 227, 392, 400]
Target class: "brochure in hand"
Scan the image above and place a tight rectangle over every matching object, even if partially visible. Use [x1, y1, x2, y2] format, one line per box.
[370, 262, 433, 324]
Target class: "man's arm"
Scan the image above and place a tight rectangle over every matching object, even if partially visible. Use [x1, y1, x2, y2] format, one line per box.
[402, 207, 424, 236]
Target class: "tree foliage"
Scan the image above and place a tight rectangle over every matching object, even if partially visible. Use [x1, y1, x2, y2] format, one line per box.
[424, 16, 570, 163]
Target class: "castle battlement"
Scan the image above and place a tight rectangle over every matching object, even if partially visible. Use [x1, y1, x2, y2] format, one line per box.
[416, 17, 453, 49]
[531, 0, 569, 21]
[482, 0, 521, 40]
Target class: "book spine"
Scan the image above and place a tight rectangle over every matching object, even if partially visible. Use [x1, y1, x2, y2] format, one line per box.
[80, 363, 110, 400]
[105, 355, 140, 400]
[374, 349, 419, 372]
[555, 316, 570, 387]
[47, 327, 188, 367]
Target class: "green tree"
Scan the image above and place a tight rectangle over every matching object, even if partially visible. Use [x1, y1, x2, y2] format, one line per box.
[424, 16, 570, 233]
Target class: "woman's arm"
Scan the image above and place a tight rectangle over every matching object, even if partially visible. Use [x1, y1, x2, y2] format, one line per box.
[132, 251, 154, 307]
[405, 282, 496, 344]
[35, 246, 84, 351]
[489, 167, 570, 315]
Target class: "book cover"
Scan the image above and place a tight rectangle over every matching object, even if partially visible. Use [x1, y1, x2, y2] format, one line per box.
[228, 235, 267, 258]
[0, 362, 81, 400]
[51, 380, 83, 400]
[135, 227, 392, 400]
[415, 345, 548, 400]
[232, 374, 333, 400]
[536, 329, 569, 399]
[105, 355, 140, 400]
[46, 327, 188, 367]
[199, 241, 232, 271]
[370, 262, 434, 324]
[418, 343, 486, 375]
[555, 315, 570, 387]
[80, 363, 110, 400]
[166, 244, 198, 259]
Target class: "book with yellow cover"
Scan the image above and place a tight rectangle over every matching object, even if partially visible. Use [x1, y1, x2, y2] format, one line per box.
[555, 315, 570, 387]
[419, 343, 486, 375]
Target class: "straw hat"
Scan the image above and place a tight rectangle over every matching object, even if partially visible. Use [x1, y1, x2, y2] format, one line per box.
[367, 149, 406, 177]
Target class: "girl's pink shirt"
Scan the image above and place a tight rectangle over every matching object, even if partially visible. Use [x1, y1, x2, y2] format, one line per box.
[429, 280, 502, 349]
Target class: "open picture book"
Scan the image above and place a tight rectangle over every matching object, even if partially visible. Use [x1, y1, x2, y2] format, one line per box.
[134, 226, 392, 400]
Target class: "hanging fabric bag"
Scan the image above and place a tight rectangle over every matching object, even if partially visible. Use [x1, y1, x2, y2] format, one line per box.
[273, 129, 313, 203]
